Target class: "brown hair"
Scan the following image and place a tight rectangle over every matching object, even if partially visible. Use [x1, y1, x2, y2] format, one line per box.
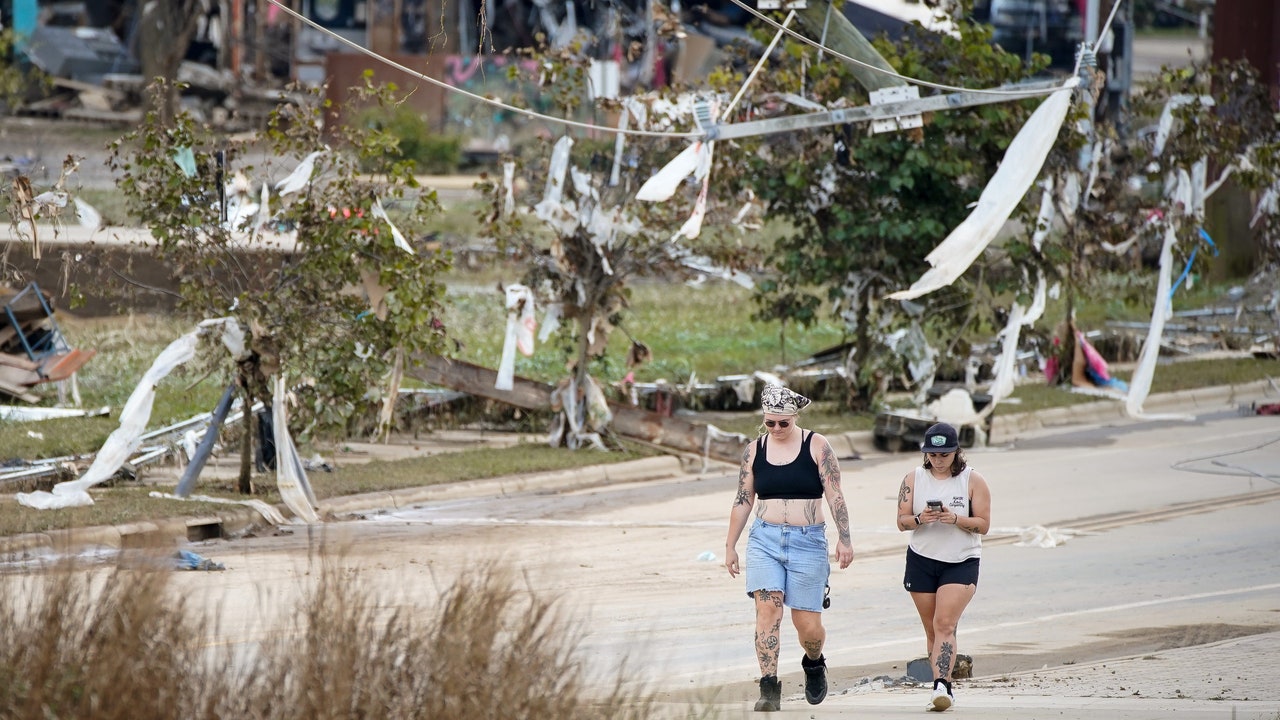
[921, 449, 968, 476]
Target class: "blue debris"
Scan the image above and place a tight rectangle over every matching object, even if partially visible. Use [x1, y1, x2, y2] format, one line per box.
[175, 549, 226, 571]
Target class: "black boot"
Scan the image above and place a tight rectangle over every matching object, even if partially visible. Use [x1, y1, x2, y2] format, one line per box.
[801, 654, 828, 705]
[754, 674, 781, 712]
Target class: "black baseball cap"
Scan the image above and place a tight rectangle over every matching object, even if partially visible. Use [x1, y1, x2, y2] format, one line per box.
[921, 423, 959, 453]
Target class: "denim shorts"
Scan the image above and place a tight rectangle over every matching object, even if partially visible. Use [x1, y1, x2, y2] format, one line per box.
[744, 518, 830, 612]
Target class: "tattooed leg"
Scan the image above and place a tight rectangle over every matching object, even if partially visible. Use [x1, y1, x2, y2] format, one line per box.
[792, 609, 826, 660]
[934, 640, 955, 679]
[753, 590, 784, 676]
[930, 583, 976, 680]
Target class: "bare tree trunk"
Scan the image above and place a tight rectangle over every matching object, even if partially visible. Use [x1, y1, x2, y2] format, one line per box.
[574, 310, 592, 398]
[239, 386, 256, 495]
[137, 0, 203, 125]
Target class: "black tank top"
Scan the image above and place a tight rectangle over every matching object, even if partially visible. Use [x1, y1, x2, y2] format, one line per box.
[753, 431, 823, 500]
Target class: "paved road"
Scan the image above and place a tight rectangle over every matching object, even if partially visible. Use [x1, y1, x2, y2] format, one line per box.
[107, 404, 1278, 719]
[1132, 33, 1209, 79]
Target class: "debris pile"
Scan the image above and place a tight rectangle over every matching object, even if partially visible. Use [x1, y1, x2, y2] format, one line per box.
[0, 282, 96, 403]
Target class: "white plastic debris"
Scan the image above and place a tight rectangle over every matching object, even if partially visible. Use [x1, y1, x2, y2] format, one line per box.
[371, 196, 415, 254]
[17, 330, 201, 509]
[74, 196, 102, 230]
[889, 83, 1077, 301]
[1124, 180, 1193, 421]
[271, 375, 321, 523]
[496, 284, 536, 391]
[275, 149, 325, 196]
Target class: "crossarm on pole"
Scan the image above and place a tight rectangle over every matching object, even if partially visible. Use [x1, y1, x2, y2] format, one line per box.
[705, 78, 1069, 141]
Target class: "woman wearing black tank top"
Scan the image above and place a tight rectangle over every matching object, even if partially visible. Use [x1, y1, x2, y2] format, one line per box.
[724, 386, 854, 711]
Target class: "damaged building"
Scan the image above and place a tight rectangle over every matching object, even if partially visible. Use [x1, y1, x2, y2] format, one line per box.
[0, 0, 920, 133]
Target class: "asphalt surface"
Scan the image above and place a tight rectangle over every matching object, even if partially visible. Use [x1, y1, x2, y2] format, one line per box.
[5, 379, 1278, 720]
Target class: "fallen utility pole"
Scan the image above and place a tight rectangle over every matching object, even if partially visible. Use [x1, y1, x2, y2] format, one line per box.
[407, 354, 746, 466]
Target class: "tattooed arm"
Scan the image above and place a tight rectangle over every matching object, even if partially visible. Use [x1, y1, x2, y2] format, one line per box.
[896, 470, 921, 531]
[814, 433, 854, 570]
[725, 439, 757, 578]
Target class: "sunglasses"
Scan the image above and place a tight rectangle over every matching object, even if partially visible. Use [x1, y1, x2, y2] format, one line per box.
[764, 420, 791, 428]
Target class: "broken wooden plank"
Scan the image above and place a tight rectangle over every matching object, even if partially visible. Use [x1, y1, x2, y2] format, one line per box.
[407, 354, 746, 465]
[50, 76, 128, 102]
[0, 364, 40, 388]
[0, 352, 39, 371]
[0, 374, 40, 403]
[36, 348, 97, 383]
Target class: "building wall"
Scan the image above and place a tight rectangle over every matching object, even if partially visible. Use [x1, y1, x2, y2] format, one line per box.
[1211, 0, 1279, 104]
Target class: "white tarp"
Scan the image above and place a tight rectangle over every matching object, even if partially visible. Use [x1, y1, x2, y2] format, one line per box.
[16, 330, 201, 509]
[1125, 173, 1193, 420]
[889, 83, 1077, 301]
[271, 375, 321, 523]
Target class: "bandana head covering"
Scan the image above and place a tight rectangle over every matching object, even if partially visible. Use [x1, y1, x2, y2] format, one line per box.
[760, 385, 810, 416]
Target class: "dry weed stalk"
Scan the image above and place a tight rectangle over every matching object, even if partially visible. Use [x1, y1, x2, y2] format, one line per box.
[0, 555, 661, 720]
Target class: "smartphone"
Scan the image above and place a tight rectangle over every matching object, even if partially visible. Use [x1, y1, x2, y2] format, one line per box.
[927, 499, 944, 512]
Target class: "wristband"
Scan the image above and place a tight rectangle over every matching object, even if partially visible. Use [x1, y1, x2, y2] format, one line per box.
[913, 514, 921, 527]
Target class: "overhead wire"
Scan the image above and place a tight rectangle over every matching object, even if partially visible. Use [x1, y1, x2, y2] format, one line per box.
[268, 0, 1103, 140]
[723, 0, 1080, 97]
[265, 0, 697, 139]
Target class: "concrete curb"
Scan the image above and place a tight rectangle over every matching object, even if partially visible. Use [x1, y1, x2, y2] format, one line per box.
[990, 379, 1276, 443]
[828, 431, 875, 459]
[319, 455, 683, 516]
[0, 456, 685, 556]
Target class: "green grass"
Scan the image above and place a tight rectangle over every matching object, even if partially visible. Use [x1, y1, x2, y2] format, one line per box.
[0, 441, 654, 538]
[0, 315, 230, 461]
[443, 279, 847, 386]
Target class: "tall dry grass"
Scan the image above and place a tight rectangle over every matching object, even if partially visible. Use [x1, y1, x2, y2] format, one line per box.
[0, 557, 666, 720]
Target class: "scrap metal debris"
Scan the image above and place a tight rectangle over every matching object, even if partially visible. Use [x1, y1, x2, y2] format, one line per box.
[0, 282, 97, 403]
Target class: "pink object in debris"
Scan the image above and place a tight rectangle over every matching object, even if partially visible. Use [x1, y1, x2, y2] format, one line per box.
[1077, 333, 1112, 382]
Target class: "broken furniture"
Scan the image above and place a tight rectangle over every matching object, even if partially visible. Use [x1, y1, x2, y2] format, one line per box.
[872, 387, 992, 453]
[0, 282, 96, 402]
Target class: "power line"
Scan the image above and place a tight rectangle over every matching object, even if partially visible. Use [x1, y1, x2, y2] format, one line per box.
[724, 0, 1077, 97]
[266, 0, 697, 140]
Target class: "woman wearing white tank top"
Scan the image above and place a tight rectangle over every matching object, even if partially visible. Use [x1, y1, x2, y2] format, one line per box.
[894, 422, 992, 712]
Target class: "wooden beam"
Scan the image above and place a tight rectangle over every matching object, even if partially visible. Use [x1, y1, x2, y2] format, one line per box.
[406, 354, 747, 465]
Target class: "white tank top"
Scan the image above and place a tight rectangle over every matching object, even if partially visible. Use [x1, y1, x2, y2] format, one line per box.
[910, 466, 981, 562]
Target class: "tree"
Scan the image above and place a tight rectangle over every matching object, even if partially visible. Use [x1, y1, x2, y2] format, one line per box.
[479, 48, 750, 447]
[136, 0, 203, 126]
[710, 7, 1049, 409]
[1029, 57, 1280, 387]
[108, 78, 451, 488]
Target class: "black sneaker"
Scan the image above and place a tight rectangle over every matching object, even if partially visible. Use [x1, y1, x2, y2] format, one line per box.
[801, 654, 828, 705]
[754, 674, 781, 712]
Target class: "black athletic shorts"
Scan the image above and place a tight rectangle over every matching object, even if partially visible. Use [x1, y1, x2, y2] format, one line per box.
[903, 546, 980, 593]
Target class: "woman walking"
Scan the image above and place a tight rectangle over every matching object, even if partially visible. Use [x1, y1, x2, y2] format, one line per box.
[725, 386, 854, 711]
[895, 422, 991, 712]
